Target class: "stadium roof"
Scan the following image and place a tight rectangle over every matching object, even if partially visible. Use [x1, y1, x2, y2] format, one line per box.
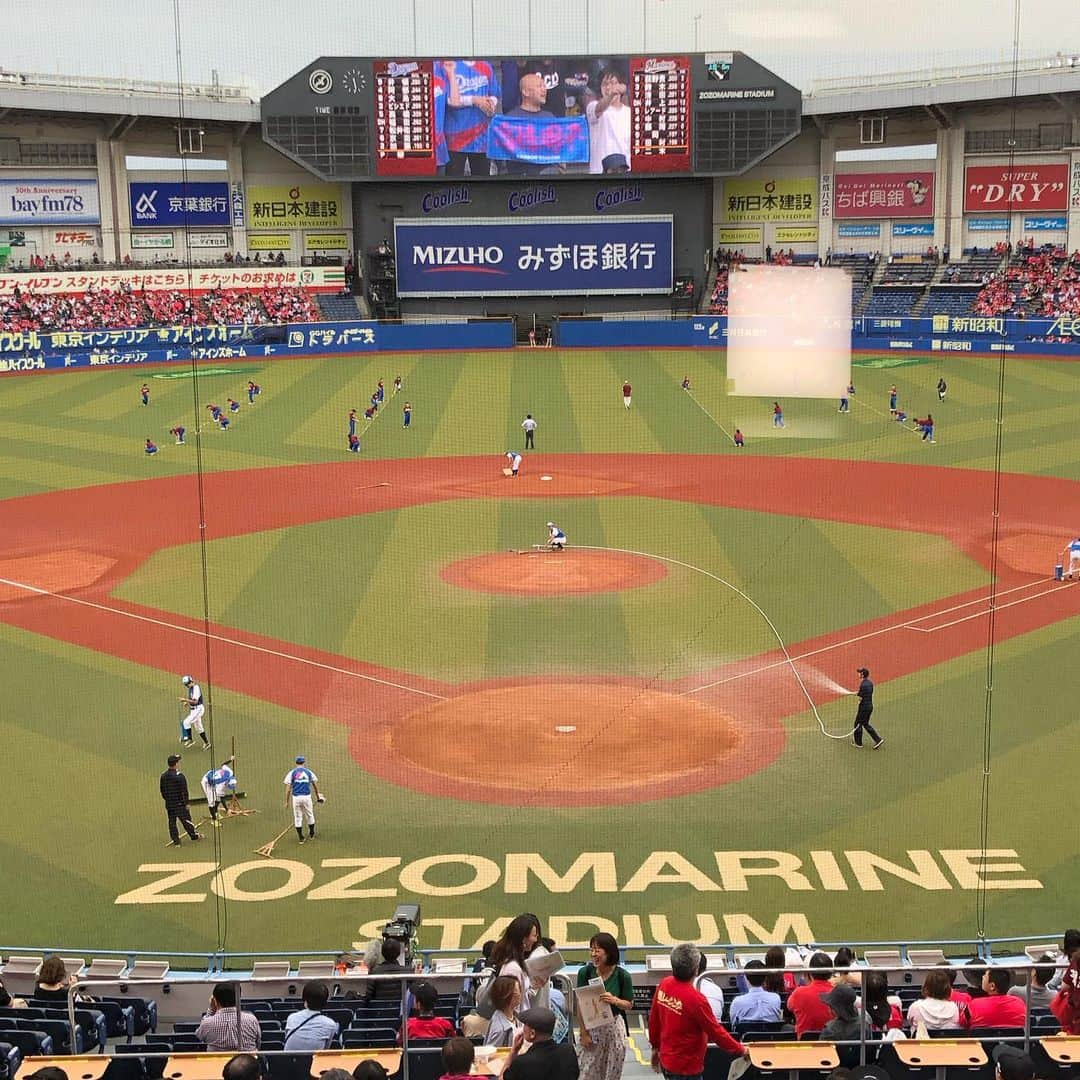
[803, 53, 1080, 117]
[1, 54, 1077, 128]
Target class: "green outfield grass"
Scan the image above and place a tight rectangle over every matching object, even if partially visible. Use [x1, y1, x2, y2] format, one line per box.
[0, 346, 1078, 956]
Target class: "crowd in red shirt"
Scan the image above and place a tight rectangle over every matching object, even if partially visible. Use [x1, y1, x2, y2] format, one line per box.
[0, 285, 320, 333]
[972, 247, 1080, 317]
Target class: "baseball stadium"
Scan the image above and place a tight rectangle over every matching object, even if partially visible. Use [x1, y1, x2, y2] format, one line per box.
[1, 2, 1080, 1078]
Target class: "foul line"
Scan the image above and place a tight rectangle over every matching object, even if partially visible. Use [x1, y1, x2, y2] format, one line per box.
[576, 545, 853, 741]
[906, 580, 1076, 633]
[684, 575, 1074, 696]
[0, 576, 446, 700]
[684, 388, 734, 441]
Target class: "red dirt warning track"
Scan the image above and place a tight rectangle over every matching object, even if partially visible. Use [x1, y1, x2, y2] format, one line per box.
[1, 454, 1079, 806]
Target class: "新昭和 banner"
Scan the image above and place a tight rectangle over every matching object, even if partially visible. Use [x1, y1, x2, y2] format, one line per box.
[393, 215, 673, 296]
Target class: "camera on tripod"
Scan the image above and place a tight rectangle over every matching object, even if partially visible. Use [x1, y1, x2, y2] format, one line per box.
[381, 903, 421, 967]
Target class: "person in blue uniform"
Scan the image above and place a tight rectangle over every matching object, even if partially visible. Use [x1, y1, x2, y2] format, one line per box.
[283, 755, 323, 844]
[403, 402, 412, 428]
[349, 433, 360, 453]
[170, 425, 186, 445]
[201, 756, 238, 827]
[349, 409, 358, 437]
[145, 438, 158, 455]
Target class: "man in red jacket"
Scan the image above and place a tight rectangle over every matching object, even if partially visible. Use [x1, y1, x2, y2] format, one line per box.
[962, 968, 1026, 1029]
[649, 944, 744, 1080]
[786, 952, 835, 1037]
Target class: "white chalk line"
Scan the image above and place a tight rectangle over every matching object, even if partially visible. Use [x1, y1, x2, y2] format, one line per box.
[575, 544, 853, 740]
[683, 576, 1074, 696]
[683, 388, 734, 441]
[0, 575, 446, 700]
[905, 580, 1078, 633]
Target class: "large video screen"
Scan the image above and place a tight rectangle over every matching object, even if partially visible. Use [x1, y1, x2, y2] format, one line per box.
[374, 56, 691, 178]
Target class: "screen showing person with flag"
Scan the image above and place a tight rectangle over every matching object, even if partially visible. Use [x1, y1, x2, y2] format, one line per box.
[487, 67, 589, 174]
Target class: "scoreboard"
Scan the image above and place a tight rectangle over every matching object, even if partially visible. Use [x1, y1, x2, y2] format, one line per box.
[374, 60, 436, 176]
[629, 57, 691, 172]
[261, 52, 801, 182]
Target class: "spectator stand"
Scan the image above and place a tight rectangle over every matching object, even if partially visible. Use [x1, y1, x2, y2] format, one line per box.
[0, 286, 320, 334]
[0, 949, 1073, 1080]
[863, 253, 937, 319]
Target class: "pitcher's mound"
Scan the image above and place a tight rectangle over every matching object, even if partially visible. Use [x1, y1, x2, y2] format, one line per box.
[442, 549, 667, 596]
[373, 682, 782, 806]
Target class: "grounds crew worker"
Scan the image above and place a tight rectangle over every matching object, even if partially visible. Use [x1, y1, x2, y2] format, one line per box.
[284, 755, 324, 844]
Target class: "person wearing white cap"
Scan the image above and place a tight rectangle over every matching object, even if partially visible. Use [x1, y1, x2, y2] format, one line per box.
[179, 675, 210, 749]
[201, 756, 238, 827]
[283, 756, 323, 844]
[546, 522, 567, 550]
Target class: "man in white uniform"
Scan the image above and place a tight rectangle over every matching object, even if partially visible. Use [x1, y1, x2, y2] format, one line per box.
[521, 414, 537, 449]
[201, 756, 238, 827]
[586, 68, 631, 174]
[284, 755, 323, 844]
[179, 675, 210, 749]
[546, 522, 567, 550]
[505, 450, 523, 477]
[1068, 537, 1080, 578]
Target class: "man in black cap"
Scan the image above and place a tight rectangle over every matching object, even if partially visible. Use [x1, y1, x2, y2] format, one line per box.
[504, 1006, 578, 1080]
[160, 754, 201, 846]
[853, 668, 884, 749]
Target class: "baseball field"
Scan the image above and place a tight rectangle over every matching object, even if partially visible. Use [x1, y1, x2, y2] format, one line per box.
[1, 346, 1078, 959]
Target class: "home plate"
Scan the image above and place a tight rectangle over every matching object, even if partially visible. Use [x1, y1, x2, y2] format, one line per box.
[540, 475, 553, 481]
[555, 725, 577, 733]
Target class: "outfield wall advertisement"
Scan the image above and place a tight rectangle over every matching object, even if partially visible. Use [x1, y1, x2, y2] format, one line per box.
[394, 216, 674, 296]
[4, 314, 1080, 372]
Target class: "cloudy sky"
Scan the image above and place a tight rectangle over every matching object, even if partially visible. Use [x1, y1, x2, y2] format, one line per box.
[0, 0, 1074, 95]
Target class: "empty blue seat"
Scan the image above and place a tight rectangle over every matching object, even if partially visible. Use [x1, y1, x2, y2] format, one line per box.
[168, 1032, 206, 1051]
[0, 1041, 21, 1080]
[1, 1028, 53, 1057]
[343, 1026, 397, 1048]
[100, 996, 158, 1035]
